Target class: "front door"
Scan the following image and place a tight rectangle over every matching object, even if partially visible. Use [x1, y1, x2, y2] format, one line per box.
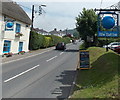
[3, 40, 11, 53]
[18, 42, 23, 52]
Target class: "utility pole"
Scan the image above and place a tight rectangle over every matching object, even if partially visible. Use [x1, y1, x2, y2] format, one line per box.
[31, 5, 34, 31]
[29, 4, 46, 50]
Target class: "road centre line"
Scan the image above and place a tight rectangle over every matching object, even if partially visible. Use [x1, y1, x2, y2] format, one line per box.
[4, 65, 40, 83]
[2, 49, 52, 64]
[60, 52, 64, 55]
[46, 56, 57, 62]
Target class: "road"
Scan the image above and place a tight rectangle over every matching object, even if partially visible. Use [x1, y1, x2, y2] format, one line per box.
[2, 42, 82, 99]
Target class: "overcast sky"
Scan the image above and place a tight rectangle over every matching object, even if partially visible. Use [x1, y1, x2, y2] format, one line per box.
[12, 0, 119, 32]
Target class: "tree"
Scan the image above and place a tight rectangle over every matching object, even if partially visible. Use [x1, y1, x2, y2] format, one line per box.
[76, 8, 97, 47]
[73, 32, 80, 39]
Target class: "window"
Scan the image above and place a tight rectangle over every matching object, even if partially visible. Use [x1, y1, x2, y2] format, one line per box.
[16, 23, 21, 33]
[3, 40, 11, 53]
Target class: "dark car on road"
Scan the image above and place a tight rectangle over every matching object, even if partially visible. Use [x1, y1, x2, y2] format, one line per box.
[55, 42, 66, 50]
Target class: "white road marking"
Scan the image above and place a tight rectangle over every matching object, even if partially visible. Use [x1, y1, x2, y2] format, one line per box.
[46, 56, 57, 62]
[60, 52, 64, 55]
[2, 49, 52, 64]
[4, 65, 40, 83]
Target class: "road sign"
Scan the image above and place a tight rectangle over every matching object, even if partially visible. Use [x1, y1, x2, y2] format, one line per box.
[97, 12, 119, 38]
[102, 16, 115, 29]
[98, 31, 119, 37]
[78, 50, 90, 69]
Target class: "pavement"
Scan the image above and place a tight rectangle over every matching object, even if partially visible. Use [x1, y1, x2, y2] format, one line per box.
[2, 42, 82, 99]
[2, 46, 55, 64]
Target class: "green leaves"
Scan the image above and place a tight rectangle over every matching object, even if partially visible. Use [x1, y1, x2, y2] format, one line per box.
[76, 8, 97, 41]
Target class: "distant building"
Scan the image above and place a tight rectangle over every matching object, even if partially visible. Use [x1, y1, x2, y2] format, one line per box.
[0, 1, 32, 55]
[49, 28, 66, 37]
[33, 28, 51, 35]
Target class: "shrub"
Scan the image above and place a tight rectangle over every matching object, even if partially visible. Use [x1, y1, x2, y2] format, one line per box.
[30, 32, 71, 50]
[63, 37, 71, 44]
[29, 31, 45, 50]
[43, 37, 52, 48]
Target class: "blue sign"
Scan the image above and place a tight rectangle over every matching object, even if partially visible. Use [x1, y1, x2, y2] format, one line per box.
[102, 16, 115, 29]
[98, 31, 119, 37]
[6, 22, 14, 28]
[97, 12, 119, 38]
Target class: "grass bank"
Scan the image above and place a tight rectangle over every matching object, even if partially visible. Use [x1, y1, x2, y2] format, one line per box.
[70, 47, 120, 99]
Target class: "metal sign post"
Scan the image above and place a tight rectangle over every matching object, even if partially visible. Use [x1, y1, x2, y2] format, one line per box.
[95, 8, 120, 52]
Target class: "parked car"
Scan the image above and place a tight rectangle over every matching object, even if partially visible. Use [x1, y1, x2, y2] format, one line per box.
[103, 42, 120, 50]
[114, 46, 120, 53]
[55, 42, 66, 50]
[110, 42, 120, 50]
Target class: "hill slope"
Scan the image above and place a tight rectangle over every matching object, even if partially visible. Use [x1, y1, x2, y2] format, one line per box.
[71, 47, 120, 99]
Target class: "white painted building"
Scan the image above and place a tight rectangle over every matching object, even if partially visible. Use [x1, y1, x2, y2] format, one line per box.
[33, 28, 51, 35]
[0, 1, 32, 55]
[49, 29, 66, 37]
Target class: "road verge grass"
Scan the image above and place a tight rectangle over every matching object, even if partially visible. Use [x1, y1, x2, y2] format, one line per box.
[70, 47, 120, 99]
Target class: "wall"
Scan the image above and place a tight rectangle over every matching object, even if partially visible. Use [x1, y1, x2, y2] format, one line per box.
[0, 15, 31, 55]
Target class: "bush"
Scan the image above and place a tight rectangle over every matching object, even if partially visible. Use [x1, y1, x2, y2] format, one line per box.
[30, 31, 45, 50]
[63, 37, 71, 44]
[45, 35, 64, 45]
[96, 38, 120, 47]
[30, 33, 71, 50]
[43, 37, 52, 48]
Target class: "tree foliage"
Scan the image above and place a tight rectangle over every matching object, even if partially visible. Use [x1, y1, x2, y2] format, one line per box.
[76, 8, 97, 42]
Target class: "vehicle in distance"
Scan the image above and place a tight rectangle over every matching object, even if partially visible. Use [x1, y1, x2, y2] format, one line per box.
[103, 42, 120, 50]
[114, 46, 120, 53]
[110, 42, 120, 50]
[55, 42, 66, 50]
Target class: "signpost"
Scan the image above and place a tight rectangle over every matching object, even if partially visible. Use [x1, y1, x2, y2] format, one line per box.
[77, 50, 90, 70]
[96, 10, 119, 52]
[97, 12, 119, 38]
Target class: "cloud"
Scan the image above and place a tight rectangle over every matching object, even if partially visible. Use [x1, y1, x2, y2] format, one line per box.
[12, 1, 119, 31]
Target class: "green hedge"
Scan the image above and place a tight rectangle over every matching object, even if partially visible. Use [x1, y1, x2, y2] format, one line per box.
[43, 37, 53, 48]
[29, 31, 45, 50]
[96, 38, 120, 47]
[45, 35, 71, 46]
[29, 32, 71, 50]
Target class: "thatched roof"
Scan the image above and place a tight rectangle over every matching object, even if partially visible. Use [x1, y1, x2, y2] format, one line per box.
[2, 0, 32, 25]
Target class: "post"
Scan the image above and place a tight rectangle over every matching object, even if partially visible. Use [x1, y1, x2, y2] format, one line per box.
[29, 5, 34, 50]
[106, 37, 109, 52]
[31, 5, 34, 31]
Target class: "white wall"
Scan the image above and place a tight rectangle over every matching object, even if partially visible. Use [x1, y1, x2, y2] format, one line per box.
[0, 15, 31, 55]
[0, 14, 4, 55]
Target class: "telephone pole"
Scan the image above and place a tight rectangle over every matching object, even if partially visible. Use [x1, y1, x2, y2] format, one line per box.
[31, 5, 34, 31]
[29, 4, 46, 50]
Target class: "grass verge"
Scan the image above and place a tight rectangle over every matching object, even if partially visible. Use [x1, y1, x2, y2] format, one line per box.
[70, 47, 120, 99]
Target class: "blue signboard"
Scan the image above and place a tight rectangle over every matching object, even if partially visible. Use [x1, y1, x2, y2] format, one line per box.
[97, 12, 119, 38]
[98, 31, 119, 37]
